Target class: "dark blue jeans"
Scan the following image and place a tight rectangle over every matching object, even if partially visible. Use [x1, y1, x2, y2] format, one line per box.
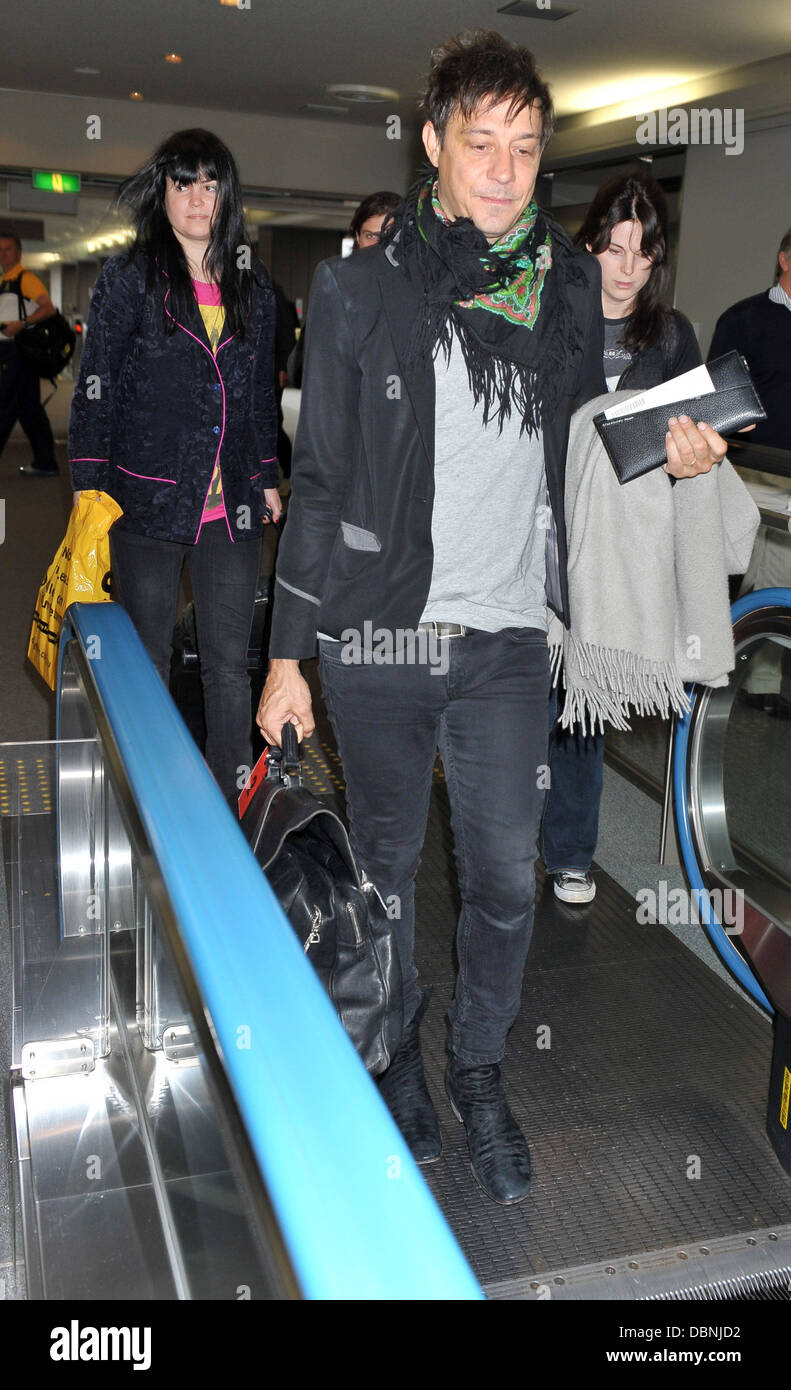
[540, 686, 604, 874]
[109, 523, 261, 802]
[319, 627, 550, 1065]
[0, 345, 57, 469]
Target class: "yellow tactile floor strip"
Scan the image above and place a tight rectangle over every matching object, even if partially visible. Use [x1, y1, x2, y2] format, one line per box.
[0, 756, 53, 816]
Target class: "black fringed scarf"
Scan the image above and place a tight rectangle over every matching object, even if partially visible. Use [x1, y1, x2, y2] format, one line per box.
[382, 175, 587, 436]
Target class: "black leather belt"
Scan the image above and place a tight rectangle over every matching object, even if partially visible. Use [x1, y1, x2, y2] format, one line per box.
[417, 621, 468, 638]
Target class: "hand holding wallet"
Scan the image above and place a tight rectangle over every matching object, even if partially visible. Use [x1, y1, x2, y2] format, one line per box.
[594, 351, 767, 483]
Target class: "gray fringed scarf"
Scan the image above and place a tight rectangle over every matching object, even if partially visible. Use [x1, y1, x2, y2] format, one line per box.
[548, 391, 761, 732]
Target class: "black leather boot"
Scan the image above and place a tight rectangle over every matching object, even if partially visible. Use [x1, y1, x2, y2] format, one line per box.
[445, 1057, 532, 1204]
[377, 989, 442, 1164]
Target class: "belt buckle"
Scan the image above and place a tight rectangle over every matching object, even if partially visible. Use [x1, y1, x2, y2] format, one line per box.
[422, 621, 467, 638]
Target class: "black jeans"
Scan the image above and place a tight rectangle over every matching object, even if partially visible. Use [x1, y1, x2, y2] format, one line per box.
[0, 345, 57, 469]
[109, 523, 261, 802]
[319, 627, 550, 1065]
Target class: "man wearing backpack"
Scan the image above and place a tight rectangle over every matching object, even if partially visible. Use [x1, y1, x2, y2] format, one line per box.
[0, 231, 59, 476]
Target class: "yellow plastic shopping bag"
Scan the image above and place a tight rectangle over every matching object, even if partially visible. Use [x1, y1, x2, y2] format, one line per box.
[27, 490, 123, 690]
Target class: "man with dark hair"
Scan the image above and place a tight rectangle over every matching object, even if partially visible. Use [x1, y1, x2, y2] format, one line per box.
[349, 191, 402, 249]
[257, 29, 725, 1204]
[0, 231, 59, 475]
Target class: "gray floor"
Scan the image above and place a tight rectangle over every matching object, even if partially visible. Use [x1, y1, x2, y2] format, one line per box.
[0, 439, 71, 744]
[596, 762, 757, 1002]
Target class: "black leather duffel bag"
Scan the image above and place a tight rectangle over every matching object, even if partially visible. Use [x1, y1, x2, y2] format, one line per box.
[239, 724, 403, 1075]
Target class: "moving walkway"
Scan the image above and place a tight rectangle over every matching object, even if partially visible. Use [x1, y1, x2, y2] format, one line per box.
[3, 493, 791, 1298]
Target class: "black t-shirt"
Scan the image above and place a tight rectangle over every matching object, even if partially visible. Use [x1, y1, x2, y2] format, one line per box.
[603, 315, 633, 390]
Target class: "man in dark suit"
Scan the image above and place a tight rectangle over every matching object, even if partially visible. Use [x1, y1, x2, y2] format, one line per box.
[709, 227, 791, 452]
[710, 229, 791, 714]
[257, 29, 725, 1204]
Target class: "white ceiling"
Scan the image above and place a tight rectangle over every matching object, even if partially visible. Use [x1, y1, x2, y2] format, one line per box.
[4, 0, 791, 263]
[2, 0, 790, 126]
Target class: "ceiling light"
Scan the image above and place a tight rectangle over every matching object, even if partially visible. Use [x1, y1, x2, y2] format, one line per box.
[564, 74, 694, 115]
[129, 90, 144, 100]
[74, 66, 101, 75]
[219, 1, 239, 6]
[302, 103, 350, 116]
[325, 83, 399, 104]
[497, 1, 577, 17]
[165, 53, 182, 63]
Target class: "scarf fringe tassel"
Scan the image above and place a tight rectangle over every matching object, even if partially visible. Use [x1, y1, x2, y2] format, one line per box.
[548, 633, 692, 734]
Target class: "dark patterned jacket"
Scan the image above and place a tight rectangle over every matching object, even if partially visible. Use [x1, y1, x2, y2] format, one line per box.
[68, 251, 278, 543]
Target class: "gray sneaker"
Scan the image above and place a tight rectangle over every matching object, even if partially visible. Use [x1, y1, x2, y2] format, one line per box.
[554, 871, 596, 904]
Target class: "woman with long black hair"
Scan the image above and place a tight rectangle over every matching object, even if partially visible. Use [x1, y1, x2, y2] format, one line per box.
[542, 167, 701, 904]
[69, 128, 280, 803]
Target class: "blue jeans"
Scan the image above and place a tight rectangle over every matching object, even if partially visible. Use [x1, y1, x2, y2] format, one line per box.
[540, 686, 604, 874]
[109, 523, 261, 802]
[318, 627, 550, 1065]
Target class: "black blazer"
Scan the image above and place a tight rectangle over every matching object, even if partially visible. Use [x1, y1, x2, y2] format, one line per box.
[269, 236, 604, 659]
[68, 252, 278, 543]
[709, 291, 791, 451]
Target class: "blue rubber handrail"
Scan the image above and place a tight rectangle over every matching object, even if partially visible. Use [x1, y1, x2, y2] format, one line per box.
[58, 602, 483, 1301]
[673, 587, 791, 1014]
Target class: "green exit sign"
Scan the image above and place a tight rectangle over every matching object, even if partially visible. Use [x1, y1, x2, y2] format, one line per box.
[33, 170, 81, 194]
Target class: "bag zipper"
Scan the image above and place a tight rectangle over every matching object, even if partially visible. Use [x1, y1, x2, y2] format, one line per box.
[346, 901, 363, 947]
[304, 906, 322, 952]
[359, 872, 393, 1069]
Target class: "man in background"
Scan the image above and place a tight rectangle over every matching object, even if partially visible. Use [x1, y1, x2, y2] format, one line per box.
[709, 227, 791, 452]
[709, 229, 791, 715]
[0, 231, 58, 476]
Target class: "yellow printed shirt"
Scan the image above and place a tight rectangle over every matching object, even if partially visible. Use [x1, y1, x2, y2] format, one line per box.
[193, 280, 228, 526]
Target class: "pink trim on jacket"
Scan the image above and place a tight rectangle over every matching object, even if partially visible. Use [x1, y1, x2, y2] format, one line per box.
[116, 466, 176, 484]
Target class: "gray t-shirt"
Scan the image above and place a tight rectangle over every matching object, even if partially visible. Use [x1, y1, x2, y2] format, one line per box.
[419, 331, 547, 633]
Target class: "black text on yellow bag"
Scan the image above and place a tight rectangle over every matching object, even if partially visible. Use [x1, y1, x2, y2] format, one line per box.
[27, 490, 122, 690]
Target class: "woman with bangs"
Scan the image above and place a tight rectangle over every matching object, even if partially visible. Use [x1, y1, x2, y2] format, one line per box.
[542, 168, 702, 904]
[69, 129, 280, 803]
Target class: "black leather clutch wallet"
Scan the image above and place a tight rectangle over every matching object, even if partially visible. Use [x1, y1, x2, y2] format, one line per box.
[594, 351, 767, 483]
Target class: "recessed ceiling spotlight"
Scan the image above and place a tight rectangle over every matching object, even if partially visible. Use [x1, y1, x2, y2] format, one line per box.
[129, 91, 144, 100]
[325, 83, 399, 104]
[165, 53, 182, 63]
[302, 103, 350, 116]
[74, 66, 101, 75]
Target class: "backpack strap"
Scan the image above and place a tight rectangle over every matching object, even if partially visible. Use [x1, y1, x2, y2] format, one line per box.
[0, 273, 28, 321]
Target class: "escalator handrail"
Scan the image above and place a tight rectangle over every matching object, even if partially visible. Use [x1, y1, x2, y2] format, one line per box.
[672, 587, 791, 1014]
[57, 602, 482, 1301]
[725, 438, 791, 483]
